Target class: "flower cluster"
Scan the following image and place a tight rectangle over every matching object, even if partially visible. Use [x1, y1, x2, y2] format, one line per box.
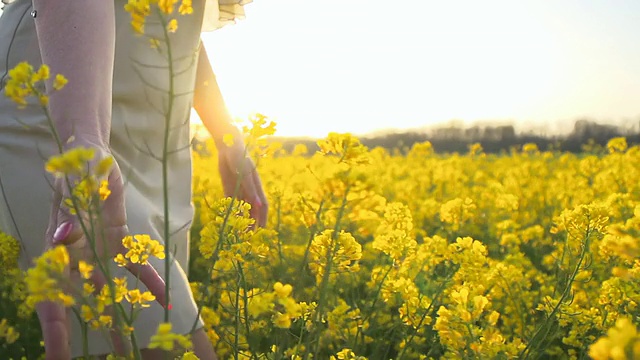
[589, 318, 640, 359]
[45, 147, 114, 214]
[0, 318, 19, 345]
[24, 247, 73, 308]
[124, 0, 193, 35]
[246, 282, 303, 328]
[3, 62, 67, 108]
[7, 109, 640, 359]
[114, 234, 166, 266]
[308, 230, 362, 282]
[149, 322, 193, 351]
[317, 132, 371, 166]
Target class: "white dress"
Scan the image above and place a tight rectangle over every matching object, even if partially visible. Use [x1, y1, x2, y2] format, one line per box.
[0, 0, 249, 356]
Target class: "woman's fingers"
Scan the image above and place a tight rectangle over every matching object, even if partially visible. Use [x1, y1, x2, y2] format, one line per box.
[39, 178, 71, 359]
[36, 299, 70, 360]
[245, 168, 267, 227]
[125, 261, 167, 307]
[236, 157, 269, 227]
[47, 182, 89, 248]
[238, 158, 260, 203]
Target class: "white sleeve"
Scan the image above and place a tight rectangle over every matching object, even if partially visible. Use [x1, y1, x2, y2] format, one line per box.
[201, 0, 252, 32]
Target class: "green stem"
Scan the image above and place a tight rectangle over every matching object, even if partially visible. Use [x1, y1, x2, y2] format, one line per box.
[275, 196, 284, 266]
[299, 200, 324, 274]
[351, 262, 394, 352]
[310, 183, 351, 359]
[234, 280, 240, 360]
[157, 11, 175, 325]
[496, 271, 527, 340]
[189, 161, 248, 334]
[396, 280, 447, 360]
[237, 263, 256, 359]
[519, 228, 592, 359]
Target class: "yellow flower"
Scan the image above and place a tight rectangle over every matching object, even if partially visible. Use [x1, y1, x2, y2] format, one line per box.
[82, 283, 95, 297]
[149, 323, 174, 351]
[114, 253, 128, 267]
[158, 0, 178, 14]
[98, 315, 113, 329]
[113, 277, 128, 303]
[222, 133, 235, 147]
[4, 63, 66, 108]
[308, 230, 362, 282]
[53, 74, 68, 90]
[522, 142, 539, 153]
[7, 62, 32, 83]
[468, 142, 483, 156]
[181, 352, 199, 360]
[242, 113, 277, 139]
[149, 38, 161, 49]
[292, 143, 308, 156]
[81, 304, 96, 323]
[178, 0, 193, 14]
[373, 202, 416, 260]
[149, 322, 192, 351]
[330, 348, 365, 360]
[247, 291, 274, 317]
[99, 180, 111, 201]
[607, 137, 628, 153]
[94, 156, 114, 177]
[38, 94, 49, 106]
[0, 319, 20, 344]
[167, 19, 178, 33]
[123, 0, 153, 34]
[25, 246, 72, 307]
[32, 64, 50, 83]
[273, 312, 292, 328]
[488, 311, 500, 326]
[451, 287, 469, 307]
[4, 62, 34, 107]
[58, 293, 75, 307]
[472, 295, 489, 317]
[440, 198, 476, 230]
[273, 282, 293, 298]
[78, 260, 94, 280]
[407, 141, 434, 158]
[317, 132, 370, 166]
[45, 147, 96, 178]
[589, 318, 639, 360]
[126, 289, 155, 307]
[121, 234, 166, 265]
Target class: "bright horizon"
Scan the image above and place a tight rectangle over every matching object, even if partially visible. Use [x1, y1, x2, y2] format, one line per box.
[201, 0, 640, 138]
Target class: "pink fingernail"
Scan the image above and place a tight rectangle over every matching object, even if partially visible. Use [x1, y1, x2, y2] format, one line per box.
[53, 221, 73, 243]
[255, 197, 263, 207]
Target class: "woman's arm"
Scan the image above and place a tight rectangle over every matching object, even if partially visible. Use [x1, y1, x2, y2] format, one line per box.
[33, 0, 115, 145]
[193, 41, 239, 143]
[32, 3, 166, 358]
[193, 42, 268, 227]
[31, 3, 116, 358]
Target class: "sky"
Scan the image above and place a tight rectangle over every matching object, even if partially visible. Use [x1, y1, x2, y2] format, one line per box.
[201, 0, 640, 138]
[1, 1, 638, 138]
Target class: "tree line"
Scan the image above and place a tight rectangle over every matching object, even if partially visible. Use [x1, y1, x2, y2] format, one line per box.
[273, 119, 640, 155]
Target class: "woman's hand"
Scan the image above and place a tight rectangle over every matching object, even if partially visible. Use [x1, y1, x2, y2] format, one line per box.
[216, 140, 268, 228]
[36, 141, 166, 359]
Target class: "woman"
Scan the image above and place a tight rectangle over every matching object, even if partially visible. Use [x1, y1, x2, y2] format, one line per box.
[0, 0, 266, 358]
